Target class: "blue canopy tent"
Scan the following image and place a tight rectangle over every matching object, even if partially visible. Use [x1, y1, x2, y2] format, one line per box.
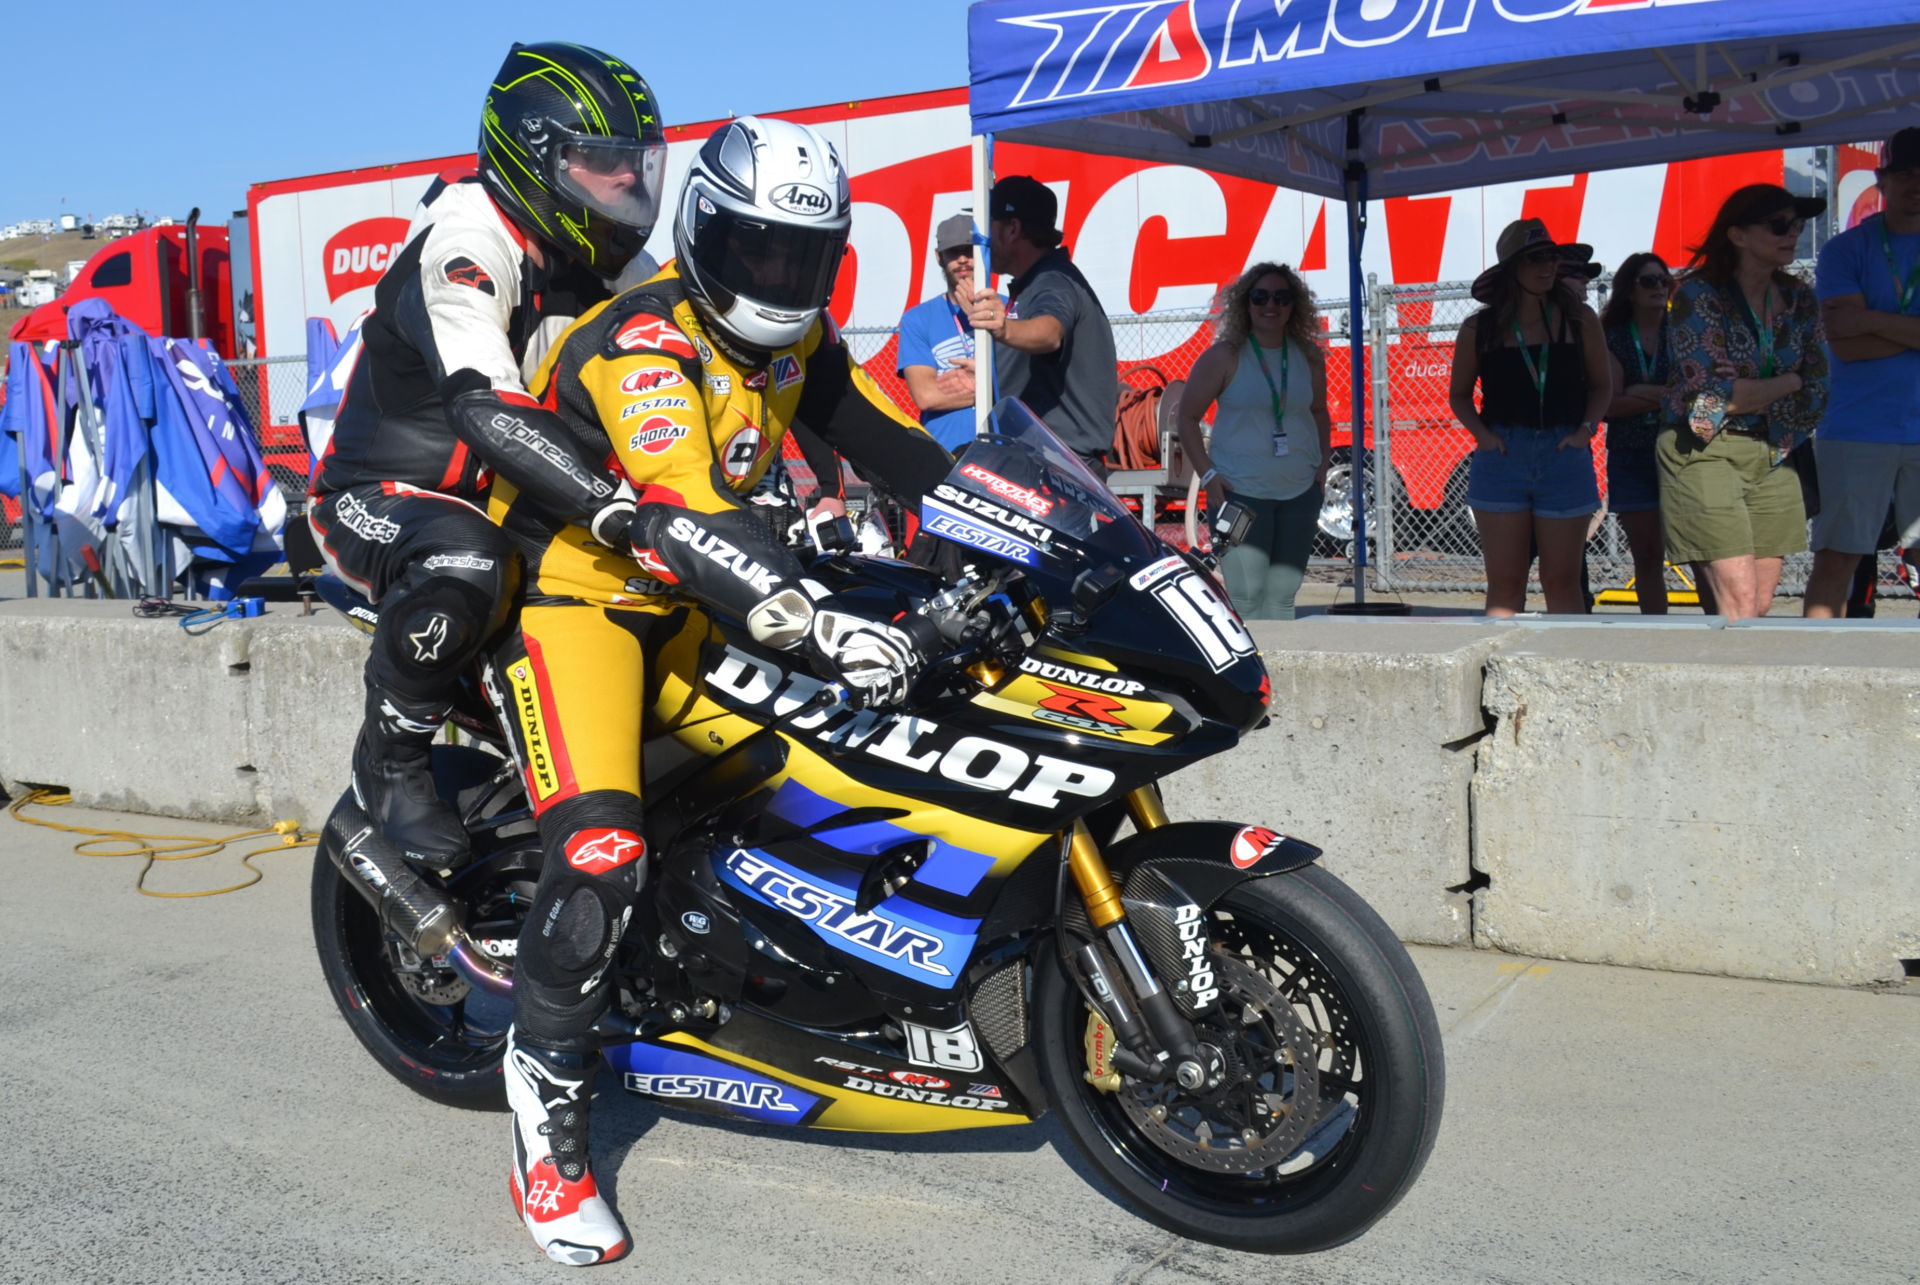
[965, 0, 1920, 606]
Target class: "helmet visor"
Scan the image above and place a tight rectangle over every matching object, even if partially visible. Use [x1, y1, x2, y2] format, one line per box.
[692, 208, 848, 312]
[555, 137, 668, 231]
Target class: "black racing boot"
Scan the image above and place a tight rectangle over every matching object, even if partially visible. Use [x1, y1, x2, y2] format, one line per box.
[351, 686, 470, 869]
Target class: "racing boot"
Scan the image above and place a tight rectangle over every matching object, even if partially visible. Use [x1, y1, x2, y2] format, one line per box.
[505, 1030, 630, 1266]
[350, 686, 470, 869]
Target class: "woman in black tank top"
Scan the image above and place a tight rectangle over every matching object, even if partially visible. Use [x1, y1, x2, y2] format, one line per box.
[1448, 218, 1614, 617]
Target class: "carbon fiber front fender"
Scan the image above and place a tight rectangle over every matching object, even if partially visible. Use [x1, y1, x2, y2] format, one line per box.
[1102, 820, 1322, 910]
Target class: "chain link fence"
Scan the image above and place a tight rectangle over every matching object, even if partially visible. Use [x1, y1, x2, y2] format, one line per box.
[1369, 267, 1914, 601]
[226, 356, 314, 506]
[214, 286, 1907, 606]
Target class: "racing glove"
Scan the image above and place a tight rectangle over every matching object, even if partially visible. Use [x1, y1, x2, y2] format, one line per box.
[803, 607, 926, 708]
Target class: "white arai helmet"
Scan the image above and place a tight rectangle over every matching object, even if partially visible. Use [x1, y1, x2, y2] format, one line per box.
[673, 115, 852, 355]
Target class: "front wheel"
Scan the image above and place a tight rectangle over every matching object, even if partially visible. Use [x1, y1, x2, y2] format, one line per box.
[1034, 864, 1444, 1254]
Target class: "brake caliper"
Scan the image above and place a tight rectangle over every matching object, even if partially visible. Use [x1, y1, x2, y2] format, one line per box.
[1083, 1012, 1121, 1093]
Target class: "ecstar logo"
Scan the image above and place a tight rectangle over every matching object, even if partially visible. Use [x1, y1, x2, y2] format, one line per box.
[565, 828, 645, 874]
[323, 217, 409, 301]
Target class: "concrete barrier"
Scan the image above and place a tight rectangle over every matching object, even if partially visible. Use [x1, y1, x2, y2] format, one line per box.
[0, 601, 364, 829]
[1164, 620, 1506, 946]
[1473, 625, 1920, 986]
[5, 599, 1917, 987]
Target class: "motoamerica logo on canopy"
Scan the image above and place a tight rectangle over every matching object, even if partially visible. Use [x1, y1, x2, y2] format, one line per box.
[995, 0, 1723, 110]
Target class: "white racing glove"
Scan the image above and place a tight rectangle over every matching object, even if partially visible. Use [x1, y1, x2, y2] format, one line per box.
[804, 608, 925, 707]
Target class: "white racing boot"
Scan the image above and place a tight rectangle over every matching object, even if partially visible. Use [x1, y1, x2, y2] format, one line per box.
[505, 1030, 630, 1266]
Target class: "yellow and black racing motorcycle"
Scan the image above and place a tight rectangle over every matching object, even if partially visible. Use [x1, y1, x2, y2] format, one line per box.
[310, 403, 1444, 1254]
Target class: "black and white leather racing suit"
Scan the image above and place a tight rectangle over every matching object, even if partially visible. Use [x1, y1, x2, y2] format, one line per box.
[309, 175, 651, 863]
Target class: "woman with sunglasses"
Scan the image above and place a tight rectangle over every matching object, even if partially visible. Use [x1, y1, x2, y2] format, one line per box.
[1662, 185, 1829, 620]
[1175, 262, 1331, 619]
[1600, 252, 1677, 613]
[1449, 219, 1612, 616]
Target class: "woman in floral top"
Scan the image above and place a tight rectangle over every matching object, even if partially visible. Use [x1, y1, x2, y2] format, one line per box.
[1662, 184, 1830, 620]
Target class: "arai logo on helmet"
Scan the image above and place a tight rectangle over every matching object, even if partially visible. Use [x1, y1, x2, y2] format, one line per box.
[769, 182, 832, 216]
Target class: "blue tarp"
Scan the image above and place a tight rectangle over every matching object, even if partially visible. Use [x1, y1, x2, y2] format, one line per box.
[149, 336, 286, 573]
[0, 344, 60, 506]
[967, 1, 1920, 199]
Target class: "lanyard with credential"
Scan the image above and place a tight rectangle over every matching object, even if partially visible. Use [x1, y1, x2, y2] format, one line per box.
[1248, 334, 1290, 437]
[1628, 317, 1657, 383]
[1879, 216, 1920, 315]
[1512, 302, 1554, 415]
[1737, 285, 1777, 377]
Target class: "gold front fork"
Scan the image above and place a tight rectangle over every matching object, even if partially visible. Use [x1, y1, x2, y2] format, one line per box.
[1068, 787, 1169, 927]
[1065, 820, 1126, 928]
[1124, 784, 1168, 832]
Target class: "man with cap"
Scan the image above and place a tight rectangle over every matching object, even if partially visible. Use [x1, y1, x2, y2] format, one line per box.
[897, 211, 995, 452]
[967, 175, 1119, 471]
[1804, 127, 1920, 618]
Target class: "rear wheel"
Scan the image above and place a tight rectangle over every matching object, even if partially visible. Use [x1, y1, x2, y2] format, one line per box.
[310, 746, 536, 1109]
[1035, 865, 1444, 1254]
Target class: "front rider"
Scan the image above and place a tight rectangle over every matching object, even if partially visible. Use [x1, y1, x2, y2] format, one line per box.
[309, 43, 667, 869]
[485, 116, 955, 1265]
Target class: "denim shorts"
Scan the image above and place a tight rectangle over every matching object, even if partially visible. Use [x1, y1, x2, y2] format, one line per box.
[1466, 426, 1601, 519]
[1605, 442, 1661, 514]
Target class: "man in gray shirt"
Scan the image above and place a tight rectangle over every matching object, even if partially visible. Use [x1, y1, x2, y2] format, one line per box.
[967, 175, 1119, 471]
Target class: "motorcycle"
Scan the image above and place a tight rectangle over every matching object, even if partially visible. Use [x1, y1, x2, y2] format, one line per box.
[309, 401, 1444, 1254]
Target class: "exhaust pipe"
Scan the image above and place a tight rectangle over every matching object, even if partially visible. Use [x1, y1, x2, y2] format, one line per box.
[324, 798, 462, 958]
[183, 207, 204, 344]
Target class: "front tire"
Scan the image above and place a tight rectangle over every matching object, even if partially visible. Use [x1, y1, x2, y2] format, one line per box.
[1035, 864, 1444, 1254]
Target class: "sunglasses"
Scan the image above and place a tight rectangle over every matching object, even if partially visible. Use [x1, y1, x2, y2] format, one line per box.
[1519, 247, 1561, 266]
[940, 246, 974, 263]
[1750, 214, 1806, 237]
[1249, 287, 1296, 306]
[1637, 273, 1673, 290]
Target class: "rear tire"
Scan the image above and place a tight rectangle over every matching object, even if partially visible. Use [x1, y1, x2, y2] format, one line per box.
[310, 746, 536, 1110]
[1035, 864, 1444, 1254]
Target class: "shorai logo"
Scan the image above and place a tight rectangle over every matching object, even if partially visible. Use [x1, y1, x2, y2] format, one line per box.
[323, 217, 409, 301]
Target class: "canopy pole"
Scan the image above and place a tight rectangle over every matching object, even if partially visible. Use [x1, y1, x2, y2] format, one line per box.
[1343, 111, 1369, 605]
[972, 132, 996, 437]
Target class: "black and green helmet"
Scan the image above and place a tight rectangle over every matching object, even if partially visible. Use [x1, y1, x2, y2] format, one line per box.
[478, 42, 667, 276]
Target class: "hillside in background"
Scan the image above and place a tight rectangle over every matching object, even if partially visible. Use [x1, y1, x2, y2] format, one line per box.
[0, 229, 108, 275]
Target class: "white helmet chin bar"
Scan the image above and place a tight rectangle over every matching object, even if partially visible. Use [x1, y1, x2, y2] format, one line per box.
[674, 116, 852, 354]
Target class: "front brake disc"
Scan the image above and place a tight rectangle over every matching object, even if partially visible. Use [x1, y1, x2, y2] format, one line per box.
[1112, 948, 1324, 1174]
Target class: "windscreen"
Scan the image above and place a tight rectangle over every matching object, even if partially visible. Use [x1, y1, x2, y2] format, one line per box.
[923, 399, 1157, 570]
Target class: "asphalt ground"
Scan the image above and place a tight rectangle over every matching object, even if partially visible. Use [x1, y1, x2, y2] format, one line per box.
[2, 800, 1916, 1284]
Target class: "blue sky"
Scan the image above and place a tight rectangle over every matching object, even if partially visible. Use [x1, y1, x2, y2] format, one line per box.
[0, 0, 974, 228]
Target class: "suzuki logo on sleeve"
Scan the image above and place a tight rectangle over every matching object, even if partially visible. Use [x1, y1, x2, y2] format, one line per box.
[322, 217, 409, 301]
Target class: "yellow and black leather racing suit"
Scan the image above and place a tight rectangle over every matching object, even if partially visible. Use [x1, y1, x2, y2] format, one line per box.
[486, 264, 953, 1049]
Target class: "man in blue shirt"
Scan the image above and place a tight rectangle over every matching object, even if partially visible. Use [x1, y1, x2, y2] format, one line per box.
[1807, 129, 1920, 617]
[896, 212, 984, 452]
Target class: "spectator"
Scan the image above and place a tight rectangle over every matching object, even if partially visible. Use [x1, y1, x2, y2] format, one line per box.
[1601, 252, 1676, 613]
[1804, 128, 1920, 618]
[1662, 184, 1829, 621]
[968, 175, 1118, 473]
[1173, 263, 1331, 620]
[1448, 219, 1611, 616]
[897, 212, 987, 453]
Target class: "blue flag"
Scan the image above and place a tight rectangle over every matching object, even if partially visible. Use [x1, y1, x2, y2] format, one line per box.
[148, 337, 287, 566]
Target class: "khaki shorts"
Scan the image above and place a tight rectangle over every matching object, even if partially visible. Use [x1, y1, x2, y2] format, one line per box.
[1656, 427, 1808, 563]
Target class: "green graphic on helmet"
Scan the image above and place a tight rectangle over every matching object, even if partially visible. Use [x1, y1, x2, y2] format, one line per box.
[477, 42, 666, 276]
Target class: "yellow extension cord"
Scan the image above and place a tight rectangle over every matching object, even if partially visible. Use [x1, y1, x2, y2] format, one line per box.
[7, 788, 316, 899]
